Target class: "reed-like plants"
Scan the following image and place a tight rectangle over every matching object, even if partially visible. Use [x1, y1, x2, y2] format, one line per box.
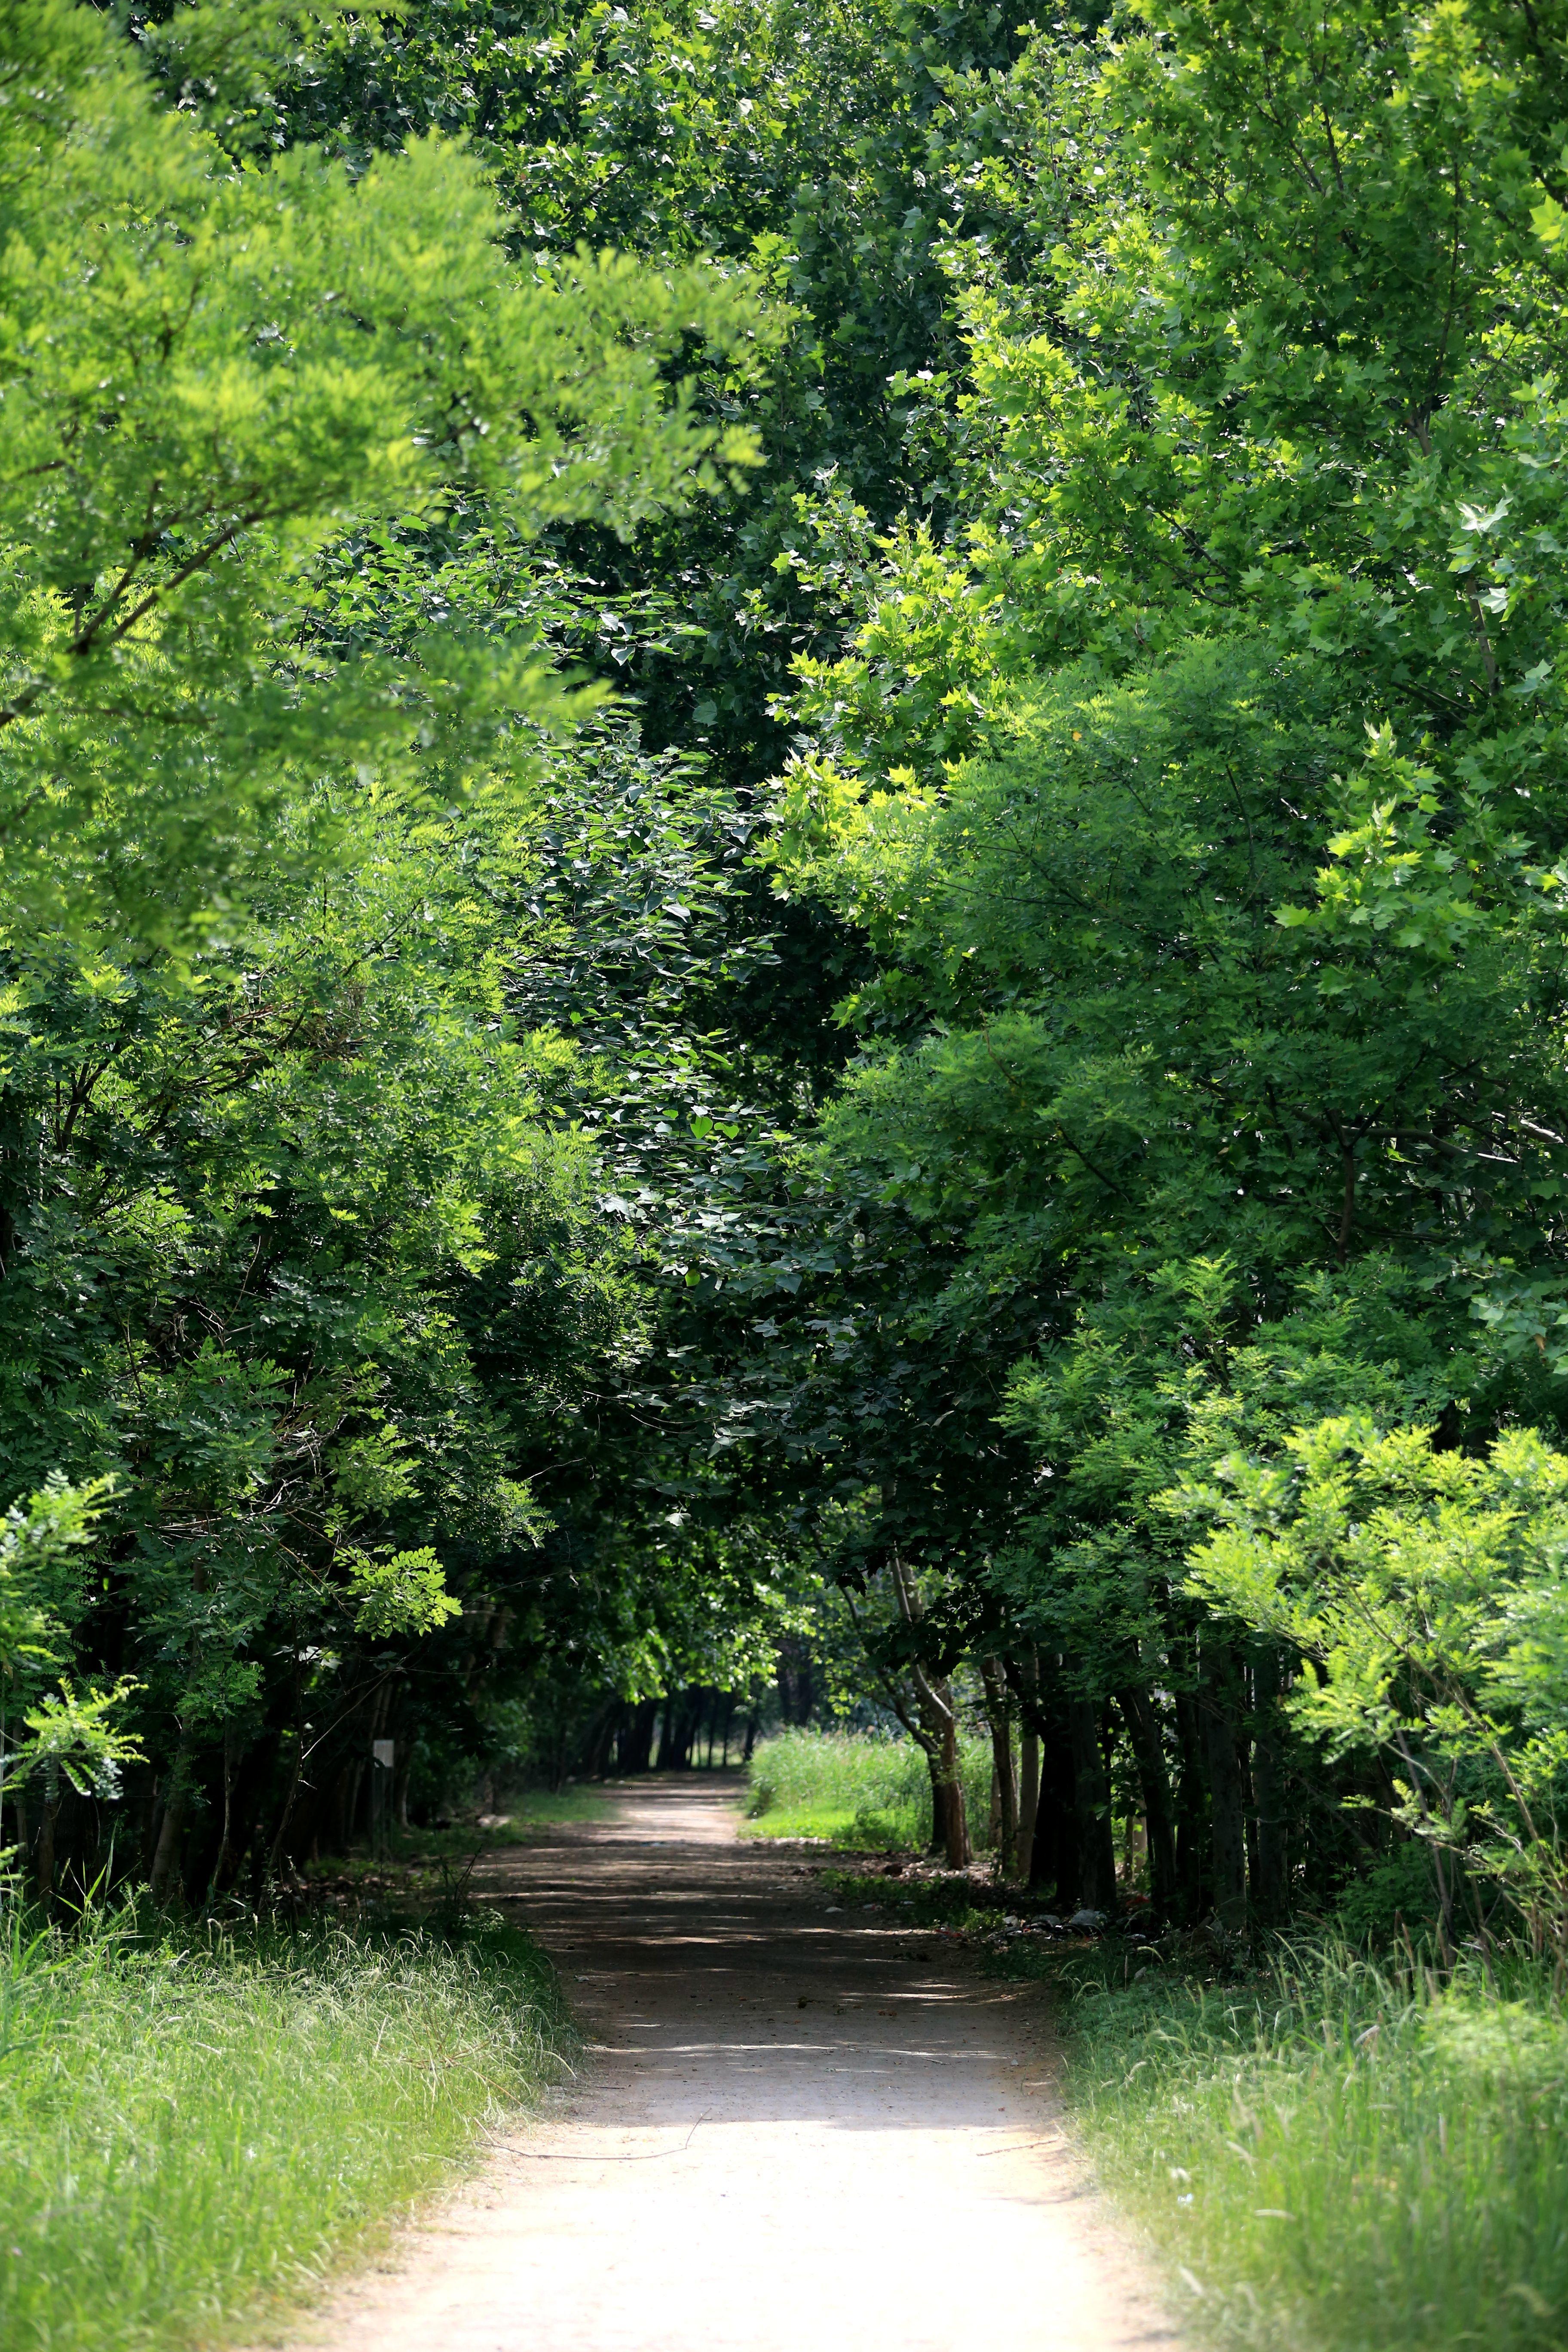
[744, 1725, 995, 1848]
[0, 1905, 570, 2352]
[1062, 1939, 1568, 2352]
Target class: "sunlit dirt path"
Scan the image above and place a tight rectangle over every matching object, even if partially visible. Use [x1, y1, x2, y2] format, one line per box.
[279, 1777, 1182, 2352]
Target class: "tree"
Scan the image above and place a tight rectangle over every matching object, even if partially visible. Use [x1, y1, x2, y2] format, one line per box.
[757, 0, 1568, 1928]
[0, 0, 782, 1898]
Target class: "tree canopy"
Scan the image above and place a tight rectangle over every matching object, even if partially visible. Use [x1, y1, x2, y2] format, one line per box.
[7, 0, 1568, 1945]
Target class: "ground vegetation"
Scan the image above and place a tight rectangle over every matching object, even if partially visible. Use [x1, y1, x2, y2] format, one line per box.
[0, 1899, 570, 2351]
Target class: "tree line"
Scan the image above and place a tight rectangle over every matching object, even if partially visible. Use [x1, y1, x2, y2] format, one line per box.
[5, 0, 1568, 1949]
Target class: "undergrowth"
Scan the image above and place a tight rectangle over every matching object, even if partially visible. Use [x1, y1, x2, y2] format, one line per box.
[743, 1727, 994, 1849]
[302, 1782, 612, 1899]
[1054, 1938, 1568, 2352]
[0, 1903, 573, 2352]
[818, 1867, 995, 1930]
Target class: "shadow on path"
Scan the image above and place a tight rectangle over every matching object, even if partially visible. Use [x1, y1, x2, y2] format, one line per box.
[280, 1775, 1183, 2352]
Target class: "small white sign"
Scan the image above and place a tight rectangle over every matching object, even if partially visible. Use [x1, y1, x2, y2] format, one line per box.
[371, 1739, 395, 1769]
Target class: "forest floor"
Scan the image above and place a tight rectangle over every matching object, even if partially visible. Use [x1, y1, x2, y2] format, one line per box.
[262, 1775, 1181, 2352]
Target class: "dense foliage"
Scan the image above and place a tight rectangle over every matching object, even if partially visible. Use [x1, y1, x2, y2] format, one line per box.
[6, 0, 1568, 1947]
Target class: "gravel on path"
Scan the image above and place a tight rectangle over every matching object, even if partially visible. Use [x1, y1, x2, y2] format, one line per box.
[279, 1776, 1183, 2352]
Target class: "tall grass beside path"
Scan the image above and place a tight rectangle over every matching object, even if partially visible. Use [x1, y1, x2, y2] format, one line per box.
[1052, 1940, 1568, 2352]
[0, 1906, 573, 2352]
[744, 1726, 994, 1848]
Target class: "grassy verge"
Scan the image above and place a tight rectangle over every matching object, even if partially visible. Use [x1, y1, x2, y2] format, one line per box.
[424, 1784, 614, 1844]
[742, 1727, 995, 1850]
[1050, 1938, 1568, 2352]
[0, 1905, 573, 2352]
[302, 1782, 612, 1907]
[830, 1857, 1568, 2352]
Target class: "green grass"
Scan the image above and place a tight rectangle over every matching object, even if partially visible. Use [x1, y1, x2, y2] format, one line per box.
[818, 1865, 997, 1926]
[742, 1726, 997, 1850]
[1025, 1938, 1568, 2352]
[303, 1782, 613, 1895]
[435, 1783, 614, 1841]
[0, 1905, 573, 2352]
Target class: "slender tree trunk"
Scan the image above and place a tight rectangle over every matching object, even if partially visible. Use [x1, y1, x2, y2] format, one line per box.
[1017, 1722, 1040, 1880]
[1250, 1645, 1290, 1925]
[922, 1698, 971, 1868]
[925, 1743, 949, 1857]
[1069, 1700, 1118, 1913]
[1117, 1683, 1179, 1920]
[980, 1657, 1018, 1876]
[205, 1724, 239, 1902]
[775, 1640, 815, 1727]
[150, 1738, 195, 1905]
[623, 1698, 658, 1773]
[1201, 1639, 1248, 1931]
[340, 1755, 368, 1844]
[1001, 1652, 1057, 1895]
[1007, 1650, 1041, 1881]
[34, 1761, 59, 1913]
[886, 1553, 968, 1867]
[1172, 1687, 1208, 1924]
[267, 1719, 306, 1880]
[903, 1666, 970, 1867]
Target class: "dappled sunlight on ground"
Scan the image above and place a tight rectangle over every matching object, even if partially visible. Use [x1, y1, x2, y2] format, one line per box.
[271, 1777, 1182, 2352]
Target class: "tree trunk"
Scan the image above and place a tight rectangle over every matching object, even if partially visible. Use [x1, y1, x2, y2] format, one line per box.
[884, 1553, 968, 1867]
[12, 1777, 29, 1889]
[150, 1741, 194, 1905]
[926, 1745, 949, 1857]
[1172, 1687, 1208, 1924]
[925, 1697, 971, 1868]
[205, 1731, 275, 1897]
[942, 1703, 971, 1868]
[204, 1723, 240, 1902]
[664, 1694, 685, 1770]
[775, 1639, 815, 1727]
[1031, 1715, 1079, 1905]
[1201, 1638, 1248, 1932]
[267, 1720, 306, 1880]
[340, 1755, 368, 1845]
[1069, 1700, 1118, 1913]
[1005, 1650, 1041, 1881]
[1017, 1721, 1040, 1881]
[34, 1762, 60, 1912]
[621, 1698, 658, 1773]
[1250, 1645, 1290, 1926]
[980, 1658, 1018, 1876]
[1116, 1683, 1179, 1920]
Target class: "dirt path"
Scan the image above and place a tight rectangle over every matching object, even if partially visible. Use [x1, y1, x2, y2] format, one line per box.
[283, 1778, 1182, 2351]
